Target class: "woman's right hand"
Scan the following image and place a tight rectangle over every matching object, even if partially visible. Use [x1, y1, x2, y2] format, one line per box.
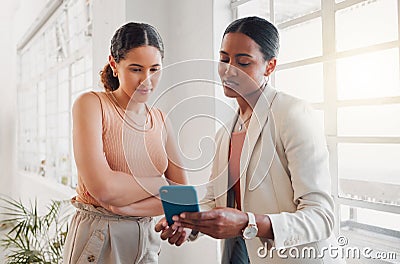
[155, 217, 188, 246]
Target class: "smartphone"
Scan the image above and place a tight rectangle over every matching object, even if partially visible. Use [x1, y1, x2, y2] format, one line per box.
[159, 185, 199, 225]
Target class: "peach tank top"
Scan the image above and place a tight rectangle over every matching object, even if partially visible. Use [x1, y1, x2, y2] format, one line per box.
[76, 91, 169, 206]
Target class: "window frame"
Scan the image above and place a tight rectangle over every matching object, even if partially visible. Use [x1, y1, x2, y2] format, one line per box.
[17, 0, 93, 188]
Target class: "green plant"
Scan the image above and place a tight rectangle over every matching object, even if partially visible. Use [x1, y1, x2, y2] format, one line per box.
[0, 196, 72, 264]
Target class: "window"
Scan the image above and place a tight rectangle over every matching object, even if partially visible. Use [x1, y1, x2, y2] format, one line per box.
[17, 0, 93, 188]
[233, 0, 400, 258]
[336, 48, 400, 100]
[279, 18, 322, 64]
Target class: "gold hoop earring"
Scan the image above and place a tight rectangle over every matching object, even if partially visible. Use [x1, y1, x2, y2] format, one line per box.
[113, 71, 118, 77]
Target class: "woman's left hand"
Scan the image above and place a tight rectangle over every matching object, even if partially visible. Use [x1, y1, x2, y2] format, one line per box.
[172, 207, 248, 239]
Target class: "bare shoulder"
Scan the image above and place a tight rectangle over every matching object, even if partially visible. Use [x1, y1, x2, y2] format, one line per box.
[72, 91, 102, 116]
[152, 107, 167, 121]
[152, 107, 172, 128]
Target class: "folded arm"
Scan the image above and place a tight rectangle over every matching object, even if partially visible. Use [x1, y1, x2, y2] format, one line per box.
[99, 110, 188, 214]
[73, 92, 168, 207]
[106, 196, 164, 217]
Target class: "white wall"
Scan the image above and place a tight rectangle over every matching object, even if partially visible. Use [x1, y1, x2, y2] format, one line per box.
[92, 0, 127, 91]
[0, 0, 50, 199]
[0, 0, 17, 198]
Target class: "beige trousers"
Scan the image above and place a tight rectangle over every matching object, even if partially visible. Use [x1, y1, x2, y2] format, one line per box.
[63, 199, 160, 264]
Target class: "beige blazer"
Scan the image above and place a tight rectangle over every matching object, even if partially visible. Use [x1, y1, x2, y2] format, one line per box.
[202, 86, 345, 264]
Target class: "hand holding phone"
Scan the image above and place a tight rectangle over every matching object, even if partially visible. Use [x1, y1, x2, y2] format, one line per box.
[159, 185, 199, 225]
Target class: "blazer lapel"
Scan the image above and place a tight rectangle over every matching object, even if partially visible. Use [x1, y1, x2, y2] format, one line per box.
[239, 86, 278, 204]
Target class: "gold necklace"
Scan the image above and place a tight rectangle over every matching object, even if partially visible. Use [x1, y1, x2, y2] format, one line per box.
[238, 114, 252, 131]
[108, 92, 152, 131]
[236, 81, 266, 131]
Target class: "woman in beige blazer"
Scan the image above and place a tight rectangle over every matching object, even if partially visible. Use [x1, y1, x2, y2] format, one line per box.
[156, 16, 345, 264]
